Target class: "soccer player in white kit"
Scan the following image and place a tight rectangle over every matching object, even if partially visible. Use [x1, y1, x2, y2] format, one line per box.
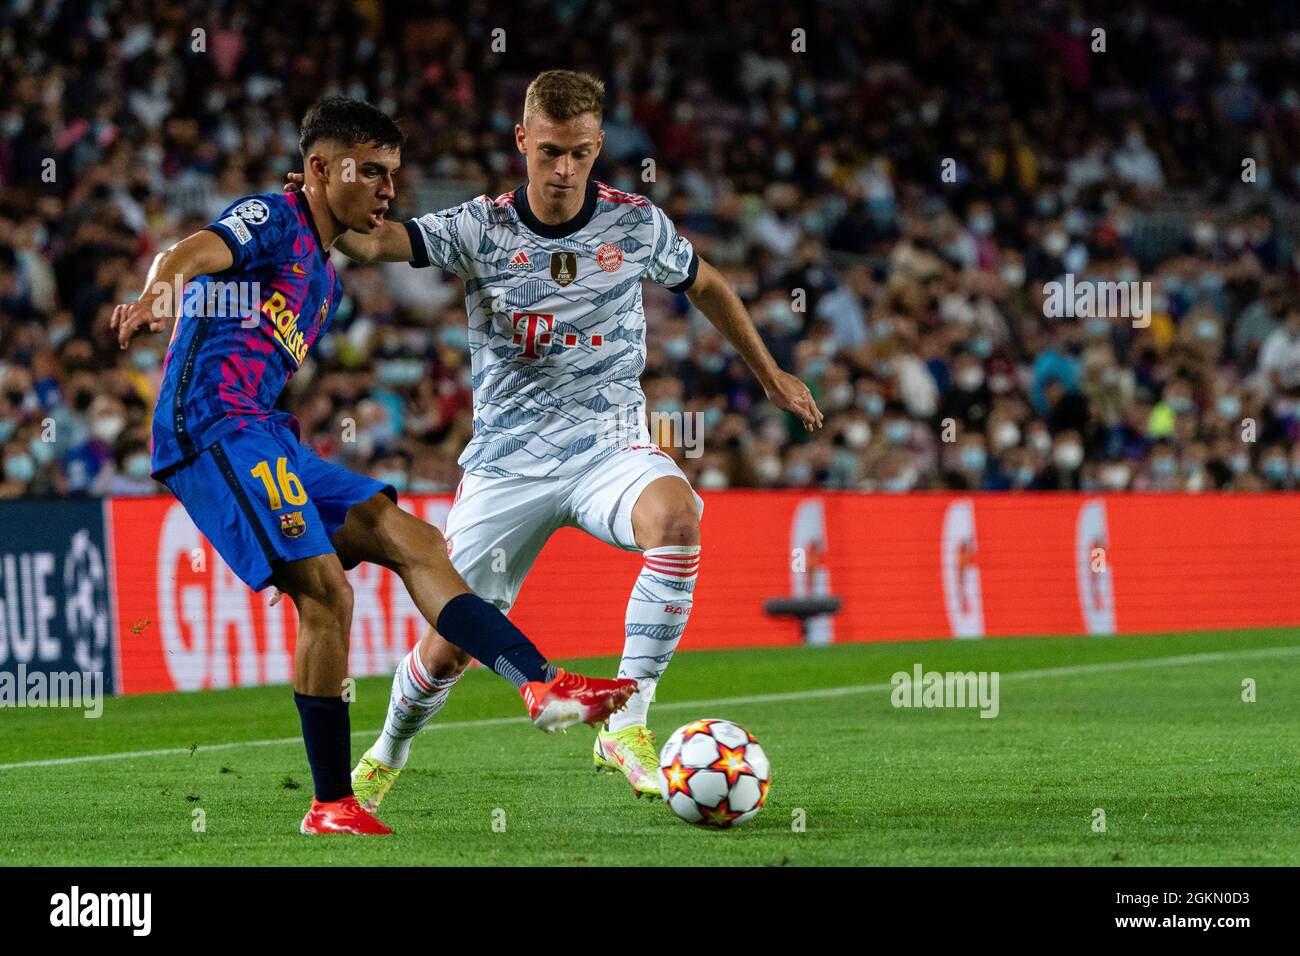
[324, 71, 822, 803]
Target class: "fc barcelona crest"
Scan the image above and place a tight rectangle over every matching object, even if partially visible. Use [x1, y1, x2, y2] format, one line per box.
[550, 251, 577, 287]
[279, 510, 307, 539]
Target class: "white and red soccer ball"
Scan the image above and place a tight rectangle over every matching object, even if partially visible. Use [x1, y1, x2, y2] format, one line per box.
[658, 718, 770, 828]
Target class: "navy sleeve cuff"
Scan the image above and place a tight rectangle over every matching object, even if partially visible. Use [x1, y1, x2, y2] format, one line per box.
[404, 219, 430, 268]
[203, 224, 245, 272]
[667, 251, 699, 294]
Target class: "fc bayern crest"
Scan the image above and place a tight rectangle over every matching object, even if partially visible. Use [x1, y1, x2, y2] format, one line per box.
[233, 199, 270, 224]
[596, 242, 624, 272]
[550, 251, 577, 287]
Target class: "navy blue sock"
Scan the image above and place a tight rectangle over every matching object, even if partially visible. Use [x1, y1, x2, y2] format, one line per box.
[293, 692, 352, 802]
[435, 593, 556, 688]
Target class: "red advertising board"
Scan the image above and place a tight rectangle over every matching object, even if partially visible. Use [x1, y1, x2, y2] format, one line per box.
[108, 492, 1300, 695]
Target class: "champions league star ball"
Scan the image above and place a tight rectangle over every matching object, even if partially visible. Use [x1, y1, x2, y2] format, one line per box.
[658, 719, 771, 828]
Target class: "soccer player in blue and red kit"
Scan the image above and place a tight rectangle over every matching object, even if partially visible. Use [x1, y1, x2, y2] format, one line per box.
[111, 96, 635, 835]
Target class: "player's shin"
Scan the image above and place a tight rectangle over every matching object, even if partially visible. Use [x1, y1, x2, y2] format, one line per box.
[610, 545, 700, 731]
[435, 592, 557, 687]
[371, 648, 462, 769]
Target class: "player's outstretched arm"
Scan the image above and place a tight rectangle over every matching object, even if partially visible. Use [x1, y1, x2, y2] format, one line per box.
[110, 229, 234, 350]
[685, 257, 824, 432]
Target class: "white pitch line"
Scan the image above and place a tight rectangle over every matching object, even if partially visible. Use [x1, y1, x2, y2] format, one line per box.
[1, 644, 1296, 772]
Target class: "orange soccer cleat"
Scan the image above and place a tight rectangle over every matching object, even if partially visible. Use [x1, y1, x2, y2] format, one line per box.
[299, 794, 394, 835]
[520, 668, 637, 733]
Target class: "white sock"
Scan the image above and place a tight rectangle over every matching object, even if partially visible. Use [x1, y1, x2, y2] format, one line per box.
[372, 649, 460, 769]
[609, 545, 699, 732]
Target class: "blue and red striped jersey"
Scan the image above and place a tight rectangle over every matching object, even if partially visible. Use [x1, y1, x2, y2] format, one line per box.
[150, 191, 343, 477]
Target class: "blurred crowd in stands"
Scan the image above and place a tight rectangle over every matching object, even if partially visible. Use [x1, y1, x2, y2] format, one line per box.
[6, 0, 1300, 497]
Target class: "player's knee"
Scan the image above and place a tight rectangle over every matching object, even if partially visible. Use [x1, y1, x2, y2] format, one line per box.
[419, 629, 471, 679]
[291, 562, 354, 633]
[641, 505, 701, 548]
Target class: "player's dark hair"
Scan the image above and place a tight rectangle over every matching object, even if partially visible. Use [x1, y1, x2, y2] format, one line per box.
[298, 95, 403, 157]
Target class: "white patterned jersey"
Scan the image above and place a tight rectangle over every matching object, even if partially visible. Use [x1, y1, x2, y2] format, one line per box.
[404, 180, 698, 478]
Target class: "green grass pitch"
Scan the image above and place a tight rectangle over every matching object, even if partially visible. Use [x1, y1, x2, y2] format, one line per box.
[1, 628, 1297, 866]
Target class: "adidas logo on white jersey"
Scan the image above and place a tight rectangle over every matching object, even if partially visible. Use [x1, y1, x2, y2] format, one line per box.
[507, 250, 530, 270]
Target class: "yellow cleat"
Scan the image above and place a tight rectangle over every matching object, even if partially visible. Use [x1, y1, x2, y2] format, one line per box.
[593, 724, 662, 798]
[351, 749, 402, 812]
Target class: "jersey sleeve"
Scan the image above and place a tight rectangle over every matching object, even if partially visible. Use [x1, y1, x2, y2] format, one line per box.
[646, 204, 699, 293]
[403, 203, 477, 280]
[204, 195, 296, 272]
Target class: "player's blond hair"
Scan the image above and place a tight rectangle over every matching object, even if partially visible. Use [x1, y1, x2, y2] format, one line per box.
[523, 70, 605, 125]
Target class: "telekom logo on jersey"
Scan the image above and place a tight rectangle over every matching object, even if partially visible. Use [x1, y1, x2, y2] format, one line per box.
[511, 312, 604, 359]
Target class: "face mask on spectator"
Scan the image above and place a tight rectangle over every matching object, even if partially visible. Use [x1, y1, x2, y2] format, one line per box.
[1029, 429, 1052, 455]
[1192, 222, 1216, 246]
[1101, 463, 1131, 489]
[1166, 395, 1194, 415]
[377, 360, 423, 387]
[826, 383, 854, 410]
[4, 454, 35, 483]
[702, 407, 724, 428]
[992, 422, 1020, 450]
[969, 337, 992, 358]
[1001, 263, 1026, 287]
[664, 336, 691, 360]
[754, 457, 782, 483]
[125, 453, 152, 480]
[968, 213, 994, 236]
[697, 353, 725, 374]
[955, 366, 984, 391]
[785, 461, 813, 485]
[858, 393, 886, 419]
[132, 349, 159, 371]
[0, 420, 15, 444]
[1230, 453, 1250, 474]
[885, 420, 911, 445]
[843, 421, 871, 448]
[1151, 456, 1177, 480]
[92, 415, 125, 444]
[1044, 233, 1067, 257]
[883, 467, 917, 492]
[1195, 319, 1218, 341]
[1263, 457, 1288, 482]
[1054, 443, 1084, 470]
[698, 468, 729, 490]
[960, 446, 986, 472]
[1015, 465, 1035, 486]
[28, 437, 56, 465]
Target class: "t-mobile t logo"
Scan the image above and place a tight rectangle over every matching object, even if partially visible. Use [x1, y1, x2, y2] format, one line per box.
[510, 312, 604, 358]
[511, 312, 555, 358]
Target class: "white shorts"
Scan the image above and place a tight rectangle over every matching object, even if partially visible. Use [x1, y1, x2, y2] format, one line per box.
[445, 445, 704, 612]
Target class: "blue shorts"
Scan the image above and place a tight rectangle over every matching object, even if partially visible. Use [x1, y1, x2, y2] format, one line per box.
[163, 419, 394, 591]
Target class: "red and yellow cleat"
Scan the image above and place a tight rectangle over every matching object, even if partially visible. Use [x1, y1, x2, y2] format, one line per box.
[520, 669, 637, 733]
[299, 794, 393, 835]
